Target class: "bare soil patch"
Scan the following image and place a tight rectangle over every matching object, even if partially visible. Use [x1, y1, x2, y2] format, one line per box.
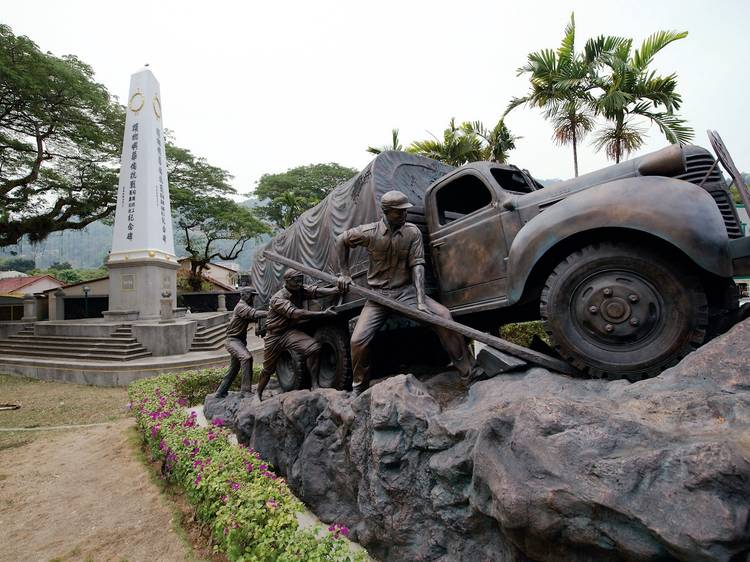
[0, 374, 216, 562]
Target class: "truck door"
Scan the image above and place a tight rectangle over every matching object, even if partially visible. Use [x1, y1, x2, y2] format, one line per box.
[427, 171, 508, 310]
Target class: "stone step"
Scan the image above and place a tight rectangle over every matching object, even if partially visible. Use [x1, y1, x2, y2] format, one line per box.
[6, 334, 140, 346]
[191, 341, 226, 351]
[3, 337, 143, 350]
[195, 324, 228, 338]
[0, 341, 149, 356]
[0, 345, 152, 361]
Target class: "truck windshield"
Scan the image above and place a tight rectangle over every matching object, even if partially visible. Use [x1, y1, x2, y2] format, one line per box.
[491, 168, 537, 194]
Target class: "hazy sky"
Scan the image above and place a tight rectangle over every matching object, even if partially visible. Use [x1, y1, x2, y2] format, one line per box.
[4, 0, 749, 193]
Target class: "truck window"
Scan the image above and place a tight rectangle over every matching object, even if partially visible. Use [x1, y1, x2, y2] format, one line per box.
[491, 168, 536, 193]
[435, 174, 493, 225]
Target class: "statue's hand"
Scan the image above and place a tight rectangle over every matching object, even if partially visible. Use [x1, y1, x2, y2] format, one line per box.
[321, 307, 338, 318]
[337, 275, 352, 293]
[417, 302, 431, 314]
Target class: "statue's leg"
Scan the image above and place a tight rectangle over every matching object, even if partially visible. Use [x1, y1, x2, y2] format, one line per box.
[285, 330, 322, 386]
[350, 300, 390, 393]
[424, 297, 478, 379]
[215, 350, 240, 398]
[240, 354, 254, 395]
[257, 334, 282, 400]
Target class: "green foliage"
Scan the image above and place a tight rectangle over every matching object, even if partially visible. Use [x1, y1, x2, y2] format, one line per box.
[30, 266, 106, 285]
[254, 163, 359, 230]
[499, 321, 550, 348]
[0, 24, 123, 247]
[407, 117, 518, 166]
[0, 257, 35, 272]
[128, 371, 364, 561]
[366, 129, 403, 155]
[508, 13, 692, 169]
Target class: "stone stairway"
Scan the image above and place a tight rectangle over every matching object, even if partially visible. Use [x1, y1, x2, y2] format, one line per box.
[189, 321, 229, 352]
[0, 325, 152, 361]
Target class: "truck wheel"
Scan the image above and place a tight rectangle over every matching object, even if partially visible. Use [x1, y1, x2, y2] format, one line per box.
[314, 323, 352, 390]
[276, 349, 307, 392]
[540, 242, 708, 381]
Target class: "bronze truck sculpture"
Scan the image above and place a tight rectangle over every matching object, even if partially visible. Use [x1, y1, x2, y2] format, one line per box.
[250, 133, 750, 388]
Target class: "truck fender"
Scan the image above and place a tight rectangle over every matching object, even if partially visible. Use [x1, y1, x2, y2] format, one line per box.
[506, 176, 732, 304]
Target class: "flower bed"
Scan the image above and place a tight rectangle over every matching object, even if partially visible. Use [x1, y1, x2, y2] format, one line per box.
[129, 370, 364, 561]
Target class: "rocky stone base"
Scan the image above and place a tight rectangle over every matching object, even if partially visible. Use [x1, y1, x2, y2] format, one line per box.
[205, 320, 750, 561]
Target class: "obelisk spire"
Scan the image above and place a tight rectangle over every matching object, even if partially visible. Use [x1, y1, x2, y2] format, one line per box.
[110, 68, 175, 263]
[105, 68, 179, 321]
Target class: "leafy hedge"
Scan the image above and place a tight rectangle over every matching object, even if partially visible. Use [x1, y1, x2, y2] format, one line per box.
[129, 371, 365, 561]
[499, 320, 550, 348]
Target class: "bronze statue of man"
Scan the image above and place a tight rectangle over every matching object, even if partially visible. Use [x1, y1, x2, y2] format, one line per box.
[256, 268, 342, 400]
[336, 190, 481, 395]
[215, 287, 267, 398]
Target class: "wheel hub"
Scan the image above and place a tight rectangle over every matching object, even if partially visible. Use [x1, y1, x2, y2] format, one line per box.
[575, 272, 661, 345]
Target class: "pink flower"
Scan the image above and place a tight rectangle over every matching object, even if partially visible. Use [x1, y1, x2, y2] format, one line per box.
[194, 473, 202, 486]
[221, 495, 228, 504]
[177, 397, 188, 406]
[211, 418, 225, 427]
[230, 481, 240, 491]
[266, 499, 278, 510]
[207, 432, 216, 441]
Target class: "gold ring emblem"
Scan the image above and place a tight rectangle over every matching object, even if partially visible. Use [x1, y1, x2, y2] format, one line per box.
[153, 95, 162, 119]
[128, 91, 144, 113]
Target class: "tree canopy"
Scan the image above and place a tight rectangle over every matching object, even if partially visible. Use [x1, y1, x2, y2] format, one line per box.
[254, 163, 358, 229]
[0, 24, 123, 247]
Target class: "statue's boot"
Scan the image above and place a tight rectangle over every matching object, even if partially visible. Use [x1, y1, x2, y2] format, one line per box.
[215, 373, 234, 399]
[240, 361, 254, 395]
[257, 369, 272, 401]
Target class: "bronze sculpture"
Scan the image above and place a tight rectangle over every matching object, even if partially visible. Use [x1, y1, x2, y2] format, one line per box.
[255, 268, 342, 400]
[215, 287, 267, 398]
[336, 190, 482, 394]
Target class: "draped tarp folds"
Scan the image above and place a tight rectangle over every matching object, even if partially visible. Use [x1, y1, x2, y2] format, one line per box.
[250, 151, 453, 306]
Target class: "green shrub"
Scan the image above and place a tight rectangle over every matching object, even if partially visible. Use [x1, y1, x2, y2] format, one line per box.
[499, 320, 550, 348]
[173, 366, 261, 406]
[128, 371, 364, 561]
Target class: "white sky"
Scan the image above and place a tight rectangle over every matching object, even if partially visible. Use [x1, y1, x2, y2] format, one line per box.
[4, 0, 750, 193]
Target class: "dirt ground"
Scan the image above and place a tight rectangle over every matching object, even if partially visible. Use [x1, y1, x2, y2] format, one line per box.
[0, 375, 210, 562]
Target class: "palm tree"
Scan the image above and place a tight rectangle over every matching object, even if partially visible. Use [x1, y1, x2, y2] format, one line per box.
[506, 14, 593, 176]
[408, 118, 483, 166]
[460, 119, 519, 163]
[367, 128, 403, 155]
[587, 30, 693, 163]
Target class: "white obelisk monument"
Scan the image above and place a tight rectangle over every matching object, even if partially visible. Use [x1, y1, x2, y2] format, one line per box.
[105, 68, 178, 320]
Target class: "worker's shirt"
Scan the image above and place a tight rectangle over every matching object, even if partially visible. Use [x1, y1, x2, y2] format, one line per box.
[340, 219, 425, 289]
[226, 300, 263, 342]
[265, 285, 320, 334]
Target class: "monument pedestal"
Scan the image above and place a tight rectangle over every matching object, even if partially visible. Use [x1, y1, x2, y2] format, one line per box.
[104, 257, 179, 321]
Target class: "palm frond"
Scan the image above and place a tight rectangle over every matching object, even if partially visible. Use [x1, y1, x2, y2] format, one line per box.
[558, 13, 576, 64]
[633, 30, 688, 70]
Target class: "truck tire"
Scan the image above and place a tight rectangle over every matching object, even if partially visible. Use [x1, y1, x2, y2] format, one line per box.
[276, 349, 307, 392]
[540, 242, 708, 382]
[314, 323, 352, 390]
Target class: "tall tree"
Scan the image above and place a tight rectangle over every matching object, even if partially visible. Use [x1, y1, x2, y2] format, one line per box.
[176, 194, 268, 291]
[587, 30, 693, 162]
[506, 14, 594, 176]
[254, 163, 358, 230]
[0, 24, 123, 247]
[167, 140, 268, 291]
[367, 128, 403, 155]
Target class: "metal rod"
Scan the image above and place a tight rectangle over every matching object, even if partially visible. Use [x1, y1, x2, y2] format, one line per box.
[264, 250, 578, 375]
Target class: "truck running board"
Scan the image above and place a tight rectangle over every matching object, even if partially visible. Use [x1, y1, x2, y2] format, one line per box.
[264, 251, 578, 376]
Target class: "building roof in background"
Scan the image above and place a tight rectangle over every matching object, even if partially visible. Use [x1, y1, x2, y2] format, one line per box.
[0, 275, 62, 295]
[203, 274, 236, 292]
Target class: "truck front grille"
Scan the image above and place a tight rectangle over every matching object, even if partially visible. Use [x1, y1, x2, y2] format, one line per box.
[673, 150, 744, 239]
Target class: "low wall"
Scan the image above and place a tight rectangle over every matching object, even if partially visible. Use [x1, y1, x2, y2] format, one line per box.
[133, 320, 197, 357]
[179, 292, 240, 313]
[35, 321, 121, 338]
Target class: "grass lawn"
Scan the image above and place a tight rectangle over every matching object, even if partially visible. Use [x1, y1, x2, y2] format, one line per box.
[0, 373, 129, 451]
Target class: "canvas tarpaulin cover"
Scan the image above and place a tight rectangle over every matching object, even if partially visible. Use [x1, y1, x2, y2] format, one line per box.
[250, 151, 452, 306]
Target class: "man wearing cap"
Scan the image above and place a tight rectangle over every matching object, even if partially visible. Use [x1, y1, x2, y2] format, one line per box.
[336, 189, 480, 395]
[215, 287, 267, 398]
[255, 268, 342, 400]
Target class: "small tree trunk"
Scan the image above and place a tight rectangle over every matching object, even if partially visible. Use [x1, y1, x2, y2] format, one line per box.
[572, 128, 579, 177]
